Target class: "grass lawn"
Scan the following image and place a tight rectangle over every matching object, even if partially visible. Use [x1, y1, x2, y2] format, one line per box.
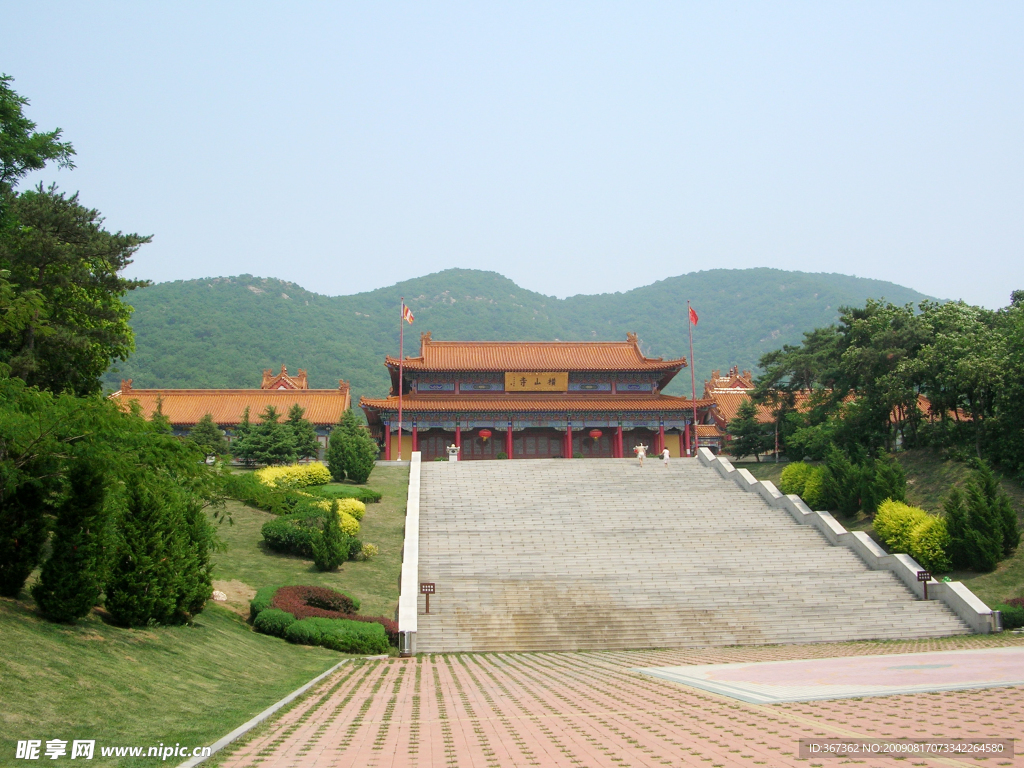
[743, 449, 1024, 606]
[211, 465, 409, 618]
[0, 464, 410, 767]
[0, 599, 338, 767]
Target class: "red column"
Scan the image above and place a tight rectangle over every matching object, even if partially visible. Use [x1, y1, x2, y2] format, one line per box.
[384, 424, 392, 460]
[411, 423, 419, 453]
[615, 425, 623, 458]
[566, 423, 573, 458]
[658, 424, 666, 455]
[455, 423, 461, 460]
[506, 421, 513, 458]
[684, 422, 691, 456]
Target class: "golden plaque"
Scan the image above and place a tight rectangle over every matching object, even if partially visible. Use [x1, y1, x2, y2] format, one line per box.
[505, 372, 568, 392]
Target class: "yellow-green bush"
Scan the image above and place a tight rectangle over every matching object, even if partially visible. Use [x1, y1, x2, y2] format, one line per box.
[874, 499, 951, 573]
[801, 467, 827, 509]
[874, 499, 929, 553]
[338, 512, 359, 537]
[779, 462, 812, 496]
[335, 497, 365, 521]
[908, 516, 952, 573]
[255, 462, 332, 489]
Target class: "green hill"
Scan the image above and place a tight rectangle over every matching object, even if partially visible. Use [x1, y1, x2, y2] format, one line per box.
[104, 268, 933, 403]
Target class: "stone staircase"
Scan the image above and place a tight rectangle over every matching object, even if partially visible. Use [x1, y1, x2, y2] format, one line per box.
[414, 458, 971, 652]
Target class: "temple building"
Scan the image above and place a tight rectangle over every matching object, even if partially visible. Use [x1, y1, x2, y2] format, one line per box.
[110, 366, 351, 453]
[360, 333, 714, 461]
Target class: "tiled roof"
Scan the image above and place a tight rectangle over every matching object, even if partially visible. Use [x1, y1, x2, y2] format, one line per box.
[361, 393, 712, 416]
[387, 333, 686, 373]
[694, 424, 723, 437]
[711, 392, 777, 425]
[110, 387, 351, 427]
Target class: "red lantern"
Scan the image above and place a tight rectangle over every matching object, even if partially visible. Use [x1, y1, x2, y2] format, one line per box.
[478, 429, 492, 441]
[588, 429, 603, 440]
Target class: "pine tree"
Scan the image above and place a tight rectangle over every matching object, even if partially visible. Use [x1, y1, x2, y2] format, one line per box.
[287, 403, 321, 461]
[187, 413, 227, 458]
[245, 405, 297, 466]
[326, 426, 346, 481]
[231, 406, 254, 464]
[32, 461, 108, 622]
[105, 478, 180, 626]
[821, 446, 861, 516]
[312, 500, 347, 571]
[344, 430, 379, 484]
[943, 486, 970, 570]
[150, 397, 173, 434]
[725, 399, 773, 462]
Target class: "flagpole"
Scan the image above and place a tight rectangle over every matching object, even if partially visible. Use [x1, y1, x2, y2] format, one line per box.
[398, 297, 404, 461]
[687, 300, 698, 455]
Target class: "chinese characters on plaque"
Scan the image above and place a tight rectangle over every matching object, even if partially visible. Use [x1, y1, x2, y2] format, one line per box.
[504, 372, 569, 392]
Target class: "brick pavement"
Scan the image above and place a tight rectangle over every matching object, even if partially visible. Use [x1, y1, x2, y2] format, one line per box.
[214, 634, 1024, 768]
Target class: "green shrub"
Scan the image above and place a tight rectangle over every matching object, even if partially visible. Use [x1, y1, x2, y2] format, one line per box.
[994, 603, 1024, 630]
[260, 503, 357, 558]
[255, 462, 332, 489]
[874, 499, 929, 553]
[285, 617, 325, 645]
[821, 447, 862, 516]
[306, 485, 382, 504]
[343, 432, 379, 484]
[801, 467, 827, 509]
[225, 472, 306, 515]
[285, 616, 389, 654]
[496, 452, 508, 460]
[312, 500, 347, 572]
[253, 608, 296, 638]
[249, 584, 280, 621]
[908, 515, 952, 573]
[778, 462, 811, 496]
[864, 456, 907, 513]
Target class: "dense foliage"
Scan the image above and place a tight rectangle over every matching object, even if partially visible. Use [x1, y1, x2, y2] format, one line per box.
[102, 269, 933, 401]
[753, 295, 1024, 476]
[327, 409, 377, 484]
[187, 413, 228, 458]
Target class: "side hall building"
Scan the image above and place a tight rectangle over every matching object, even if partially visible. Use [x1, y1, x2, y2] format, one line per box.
[360, 333, 714, 461]
[109, 366, 351, 453]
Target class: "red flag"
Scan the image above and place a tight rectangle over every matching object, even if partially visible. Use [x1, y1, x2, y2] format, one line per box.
[688, 306, 698, 326]
[402, 304, 414, 324]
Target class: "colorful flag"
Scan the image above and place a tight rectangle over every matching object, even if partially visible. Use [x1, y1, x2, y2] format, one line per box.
[688, 306, 699, 326]
[402, 304, 414, 324]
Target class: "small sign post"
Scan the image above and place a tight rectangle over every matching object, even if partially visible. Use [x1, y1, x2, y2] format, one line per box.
[420, 582, 435, 614]
[917, 570, 931, 600]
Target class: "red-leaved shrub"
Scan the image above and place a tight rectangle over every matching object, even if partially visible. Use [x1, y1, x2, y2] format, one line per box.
[1005, 597, 1024, 608]
[270, 585, 358, 619]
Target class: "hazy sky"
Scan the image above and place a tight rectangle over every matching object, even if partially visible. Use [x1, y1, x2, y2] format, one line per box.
[5, 3, 1022, 307]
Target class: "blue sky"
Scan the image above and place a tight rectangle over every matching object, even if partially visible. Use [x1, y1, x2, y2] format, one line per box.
[5, 3, 1022, 307]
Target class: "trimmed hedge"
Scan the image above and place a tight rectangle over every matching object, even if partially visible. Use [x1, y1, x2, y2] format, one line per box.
[253, 608, 296, 638]
[249, 584, 279, 621]
[271, 584, 360, 617]
[994, 601, 1024, 630]
[255, 462, 332, 489]
[308, 485, 382, 504]
[250, 585, 396, 650]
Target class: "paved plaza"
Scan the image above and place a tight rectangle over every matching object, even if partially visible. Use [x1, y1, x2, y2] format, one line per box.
[214, 635, 1024, 768]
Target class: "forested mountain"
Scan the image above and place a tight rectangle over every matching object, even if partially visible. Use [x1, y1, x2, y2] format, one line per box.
[104, 268, 933, 402]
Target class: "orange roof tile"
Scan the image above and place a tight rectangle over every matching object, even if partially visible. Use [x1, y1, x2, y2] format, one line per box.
[388, 333, 686, 373]
[360, 393, 712, 415]
[711, 392, 777, 425]
[111, 387, 351, 427]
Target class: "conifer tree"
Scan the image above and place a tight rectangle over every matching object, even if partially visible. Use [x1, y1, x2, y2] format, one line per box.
[31, 461, 108, 622]
[244, 405, 297, 466]
[725, 399, 773, 462]
[943, 486, 970, 569]
[188, 413, 227, 458]
[287, 403, 321, 461]
[327, 409, 362, 481]
[231, 406, 253, 464]
[344, 429, 379, 484]
[312, 500, 347, 571]
[150, 397, 173, 434]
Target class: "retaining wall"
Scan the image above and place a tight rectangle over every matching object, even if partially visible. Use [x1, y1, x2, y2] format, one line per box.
[697, 448, 996, 634]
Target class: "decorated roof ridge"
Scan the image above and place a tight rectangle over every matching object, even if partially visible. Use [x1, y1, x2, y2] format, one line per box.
[113, 385, 350, 394]
[261, 364, 309, 390]
[383, 332, 687, 372]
